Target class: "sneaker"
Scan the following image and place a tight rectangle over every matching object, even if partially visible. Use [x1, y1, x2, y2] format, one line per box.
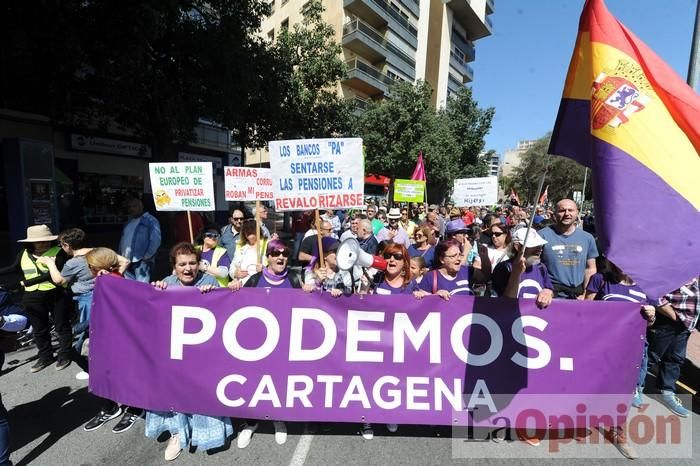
[386, 424, 398, 433]
[660, 393, 690, 417]
[273, 421, 287, 445]
[112, 409, 143, 434]
[84, 407, 123, 432]
[164, 433, 182, 461]
[490, 427, 507, 443]
[237, 423, 258, 449]
[30, 358, 54, 373]
[361, 423, 373, 440]
[75, 371, 90, 381]
[631, 387, 643, 409]
[55, 358, 71, 371]
[605, 427, 638, 459]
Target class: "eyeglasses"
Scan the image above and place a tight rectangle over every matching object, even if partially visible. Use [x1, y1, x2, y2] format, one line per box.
[231, 217, 244, 221]
[383, 252, 404, 261]
[204, 232, 220, 239]
[443, 252, 461, 259]
[269, 249, 290, 258]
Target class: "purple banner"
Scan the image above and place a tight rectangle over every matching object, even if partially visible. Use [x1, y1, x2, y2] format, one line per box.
[90, 276, 645, 428]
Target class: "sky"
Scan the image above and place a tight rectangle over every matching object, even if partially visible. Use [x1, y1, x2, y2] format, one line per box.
[470, 0, 697, 157]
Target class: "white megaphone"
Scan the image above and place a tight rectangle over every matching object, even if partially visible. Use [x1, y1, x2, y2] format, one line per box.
[336, 238, 387, 271]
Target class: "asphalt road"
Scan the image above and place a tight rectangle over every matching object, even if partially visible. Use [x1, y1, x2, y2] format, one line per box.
[1, 343, 698, 466]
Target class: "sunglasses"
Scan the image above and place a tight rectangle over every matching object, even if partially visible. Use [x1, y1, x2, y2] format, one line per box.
[231, 217, 244, 221]
[383, 252, 404, 261]
[269, 249, 290, 258]
[204, 232, 220, 239]
[488, 231, 506, 237]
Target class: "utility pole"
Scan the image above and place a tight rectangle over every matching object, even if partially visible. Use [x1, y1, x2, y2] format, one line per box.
[688, 0, 700, 89]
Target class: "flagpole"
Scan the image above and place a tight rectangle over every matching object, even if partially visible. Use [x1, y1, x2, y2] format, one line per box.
[688, 0, 700, 89]
[580, 167, 588, 210]
[514, 155, 550, 262]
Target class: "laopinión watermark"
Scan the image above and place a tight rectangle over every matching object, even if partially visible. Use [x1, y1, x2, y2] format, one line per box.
[451, 394, 693, 458]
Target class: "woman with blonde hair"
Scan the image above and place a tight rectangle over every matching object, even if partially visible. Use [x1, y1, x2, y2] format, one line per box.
[229, 220, 267, 285]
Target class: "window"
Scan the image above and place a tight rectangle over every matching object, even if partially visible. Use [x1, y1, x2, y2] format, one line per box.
[267, 30, 275, 42]
[281, 18, 289, 31]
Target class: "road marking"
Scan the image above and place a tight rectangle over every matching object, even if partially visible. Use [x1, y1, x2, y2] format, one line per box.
[289, 431, 314, 466]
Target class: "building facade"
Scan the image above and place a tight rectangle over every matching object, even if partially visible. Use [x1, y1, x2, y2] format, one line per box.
[501, 139, 535, 178]
[261, 0, 493, 110]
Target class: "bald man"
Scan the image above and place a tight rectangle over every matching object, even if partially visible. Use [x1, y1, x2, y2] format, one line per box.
[538, 199, 598, 299]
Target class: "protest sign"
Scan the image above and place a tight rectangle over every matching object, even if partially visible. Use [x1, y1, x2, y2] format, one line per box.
[268, 138, 364, 211]
[224, 167, 274, 201]
[148, 162, 215, 211]
[393, 179, 425, 203]
[91, 277, 644, 427]
[452, 176, 498, 206]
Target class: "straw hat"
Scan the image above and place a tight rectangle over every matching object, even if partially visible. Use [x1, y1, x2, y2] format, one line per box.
[18, 225, 58, 243]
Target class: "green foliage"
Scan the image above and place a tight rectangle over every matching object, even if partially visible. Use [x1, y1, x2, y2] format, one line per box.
[506, 134, 591, 205]
[353, 83, 494, 202]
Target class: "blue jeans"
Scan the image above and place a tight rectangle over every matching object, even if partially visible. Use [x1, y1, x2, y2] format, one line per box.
[0, 394, 11, 465]
[647, 316, 691, 393]
[637, 338, 649, 390]
[125, 259, 154, 283]
[72, 292, 93, 353]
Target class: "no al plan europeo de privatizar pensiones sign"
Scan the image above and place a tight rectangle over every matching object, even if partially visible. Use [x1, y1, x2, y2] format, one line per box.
[149, 162, 216, 211]
[268, 138, 364, 211]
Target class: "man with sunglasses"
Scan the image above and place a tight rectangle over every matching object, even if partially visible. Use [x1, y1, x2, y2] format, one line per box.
[220, 207, 247, 260]
[376, 208, 410, 247]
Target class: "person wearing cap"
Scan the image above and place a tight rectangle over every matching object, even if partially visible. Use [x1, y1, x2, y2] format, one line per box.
[118, 197, 161, 283]
[376, 208, 410, 247]
[491, 228, 554, 308]
[448, 207, 462, 221]
[445, 219, 479, 267]
[194, 224, 231, 287]
[0, 225, 73, 372]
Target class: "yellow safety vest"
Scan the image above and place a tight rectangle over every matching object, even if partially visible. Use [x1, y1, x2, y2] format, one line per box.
[196, 245, 229, 287]
[21, 246, 60, 292]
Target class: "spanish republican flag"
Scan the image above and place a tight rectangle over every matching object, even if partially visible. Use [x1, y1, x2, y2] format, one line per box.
[549, 0, 700, 298]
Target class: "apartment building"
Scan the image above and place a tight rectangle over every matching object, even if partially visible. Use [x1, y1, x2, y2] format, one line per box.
[501, 139, 536, 177]
[261, 0, 493, 109]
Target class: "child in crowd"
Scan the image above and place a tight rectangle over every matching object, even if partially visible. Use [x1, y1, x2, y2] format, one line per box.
[410, 256, 428, 284]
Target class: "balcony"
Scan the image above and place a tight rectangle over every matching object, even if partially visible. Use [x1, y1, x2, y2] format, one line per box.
[486, 0, 494, 15]
[446, 0, 491, 40]
[353, 96, 371, 112]
[344, 0, 418, 46]
[343, 18, 416, 74]
[344, 58, 395, 96]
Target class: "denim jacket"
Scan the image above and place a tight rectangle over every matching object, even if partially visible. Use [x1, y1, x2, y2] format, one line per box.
[123, 212, 161, 262]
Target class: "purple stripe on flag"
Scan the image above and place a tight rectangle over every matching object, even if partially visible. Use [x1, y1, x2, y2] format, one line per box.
[549, 98, 591, 167]
[591, 138, 700, 299]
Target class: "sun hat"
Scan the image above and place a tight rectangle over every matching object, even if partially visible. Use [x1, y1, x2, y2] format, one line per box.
[17, 225, 58, 243]
[387, 208, 401, 219]
[449, 207, 461, 218]
[511, 228, 548, 248]
[445, 219, 469, 235]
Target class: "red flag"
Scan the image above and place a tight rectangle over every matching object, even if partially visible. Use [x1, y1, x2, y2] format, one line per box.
[410, 151, 426, 182]
[538, 185, 549, 206]
[509, 188, 520, 206]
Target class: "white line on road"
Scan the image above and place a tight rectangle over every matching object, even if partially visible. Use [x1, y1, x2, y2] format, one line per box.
[289, 431, 314, 466]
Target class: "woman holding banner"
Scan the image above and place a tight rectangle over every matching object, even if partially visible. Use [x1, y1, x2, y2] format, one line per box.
[229, 220, 267, 286]
[418, 239, 491, 298]
[146, 243, 233, 461]
[229, 239, 301, 448]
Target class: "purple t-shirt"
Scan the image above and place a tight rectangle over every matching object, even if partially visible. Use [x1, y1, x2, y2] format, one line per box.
[492, 260, 554, 299]
[200, 248, 232, 270]
[418, 266, 474, 295]
[375, 279, 418, 295]
[586, 273, 649, 303]
[256, 274, 293, 289]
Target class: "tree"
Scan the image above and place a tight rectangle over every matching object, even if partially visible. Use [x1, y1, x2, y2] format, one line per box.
[506, 134, 591, 205]
[353, 82, 494, 202]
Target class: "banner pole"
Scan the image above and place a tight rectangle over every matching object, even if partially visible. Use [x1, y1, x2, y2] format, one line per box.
[315, 209, 325, 269]
[186, 211, 194, 244]
[255, 200, 262, 266]
[516, 156, 550, 262]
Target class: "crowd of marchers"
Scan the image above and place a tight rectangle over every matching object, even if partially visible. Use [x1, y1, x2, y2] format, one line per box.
[0, 196, 697, 463]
